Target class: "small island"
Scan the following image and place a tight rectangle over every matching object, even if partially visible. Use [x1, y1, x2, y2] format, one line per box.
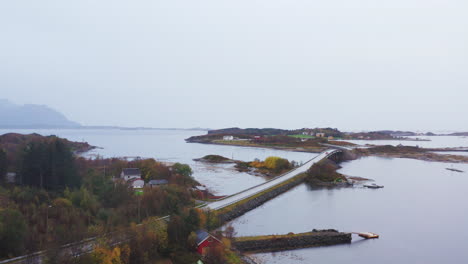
[235, 156, 295, 177]
[193, 154, 236, 163]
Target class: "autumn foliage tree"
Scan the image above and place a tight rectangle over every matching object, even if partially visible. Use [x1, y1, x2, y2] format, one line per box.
[91, 244, 130, 264]
[203, 243, 225, 264]
[264, 156, 291, 172]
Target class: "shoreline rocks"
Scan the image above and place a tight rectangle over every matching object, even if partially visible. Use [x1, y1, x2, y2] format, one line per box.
[234, 230, 351, 253]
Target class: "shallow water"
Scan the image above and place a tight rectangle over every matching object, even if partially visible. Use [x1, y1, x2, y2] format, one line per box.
[433, 151, 468, 157]
[342, 135, 468, 148]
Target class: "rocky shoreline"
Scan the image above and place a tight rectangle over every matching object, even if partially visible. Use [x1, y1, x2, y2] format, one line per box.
[216, 173, 308, 224]
[188, 140, 324, 153]
[233, 230, 352, 253]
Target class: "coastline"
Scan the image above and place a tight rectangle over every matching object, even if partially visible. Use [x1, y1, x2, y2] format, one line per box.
[189, 140, 468, 164]
[187, 140, 324, 153]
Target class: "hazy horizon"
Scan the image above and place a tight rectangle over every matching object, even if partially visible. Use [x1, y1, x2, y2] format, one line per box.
[1, 1, 467, 131]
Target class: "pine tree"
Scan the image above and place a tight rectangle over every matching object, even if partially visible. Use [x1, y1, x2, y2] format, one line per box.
[0, 148, 7, 182]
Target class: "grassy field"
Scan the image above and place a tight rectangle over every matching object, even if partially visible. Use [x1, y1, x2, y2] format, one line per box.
[288, 134, 316, 139]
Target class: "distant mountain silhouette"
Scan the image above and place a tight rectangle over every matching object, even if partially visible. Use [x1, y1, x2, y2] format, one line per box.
[0, 99, 80, 128]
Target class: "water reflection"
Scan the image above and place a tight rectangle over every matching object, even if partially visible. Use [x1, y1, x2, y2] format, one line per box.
[342, 136, 468, 148]
[228, 157, 468, 264]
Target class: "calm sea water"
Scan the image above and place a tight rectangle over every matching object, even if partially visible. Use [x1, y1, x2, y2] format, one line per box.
[229, 157, 468, 264]
[0, 129, 315, 195]
[342, 135, 468, 148]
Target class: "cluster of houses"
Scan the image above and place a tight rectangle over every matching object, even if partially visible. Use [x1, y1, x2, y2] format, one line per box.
[302, 131, 334, 140]
[121, 170, 223, 258]
[222, 135, 250, 142]
[118, 168, 168, 189]
[222, 133, 336, 143]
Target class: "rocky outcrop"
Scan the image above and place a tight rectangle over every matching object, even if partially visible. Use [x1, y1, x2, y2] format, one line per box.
[193, 155, 236, 163]
[234, 230, 351, 252]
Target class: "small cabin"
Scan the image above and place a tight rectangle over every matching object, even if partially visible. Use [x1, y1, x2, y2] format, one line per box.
[196, 230, 222, 255]
[316, 133, 326, 138]
[121, 168, 141, 181]
[253, 136, 263, 142]
[223, 135, 234, 141]
[148, 179, 168, 187]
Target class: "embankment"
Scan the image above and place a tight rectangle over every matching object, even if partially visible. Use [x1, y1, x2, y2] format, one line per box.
[234, 230, 351, 252]
[216, 173, 307, 223]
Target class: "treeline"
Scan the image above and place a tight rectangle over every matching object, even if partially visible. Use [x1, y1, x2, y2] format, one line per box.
[207, 127, 289, 136]
[0, 134, 199, 260]
[0, 148, 6, 182]
[18, 138, 79, 189]
[205, 127, 344, 137]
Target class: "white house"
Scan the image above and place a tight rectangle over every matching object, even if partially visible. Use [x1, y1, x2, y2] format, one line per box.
[6, 172, 16, 183]
[121, 168, 141, 181]
[316, 133, 326, 138]
[129, 178, 145, 189]
[223, 135, 234, 141]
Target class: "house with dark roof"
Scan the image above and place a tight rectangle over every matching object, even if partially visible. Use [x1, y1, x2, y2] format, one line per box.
[195, 230, 222, 255]
[121, 168, 141, 181]
[148, 179, 168, 187]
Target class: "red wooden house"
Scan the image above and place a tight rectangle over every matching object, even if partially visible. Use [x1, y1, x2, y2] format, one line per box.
[196, 230, 222, 255]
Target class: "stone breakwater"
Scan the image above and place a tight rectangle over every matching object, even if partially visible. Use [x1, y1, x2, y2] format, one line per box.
[216, 174, 307, 223]
[233, 230, 352, 252]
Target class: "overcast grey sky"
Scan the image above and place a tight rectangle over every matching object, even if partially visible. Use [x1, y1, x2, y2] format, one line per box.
[1, 0, 467, 131]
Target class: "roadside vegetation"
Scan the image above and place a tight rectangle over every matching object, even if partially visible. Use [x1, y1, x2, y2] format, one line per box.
[74, 210, 241, 264]
[215, 173, 307, 218]
[235, 156, 295, 177]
